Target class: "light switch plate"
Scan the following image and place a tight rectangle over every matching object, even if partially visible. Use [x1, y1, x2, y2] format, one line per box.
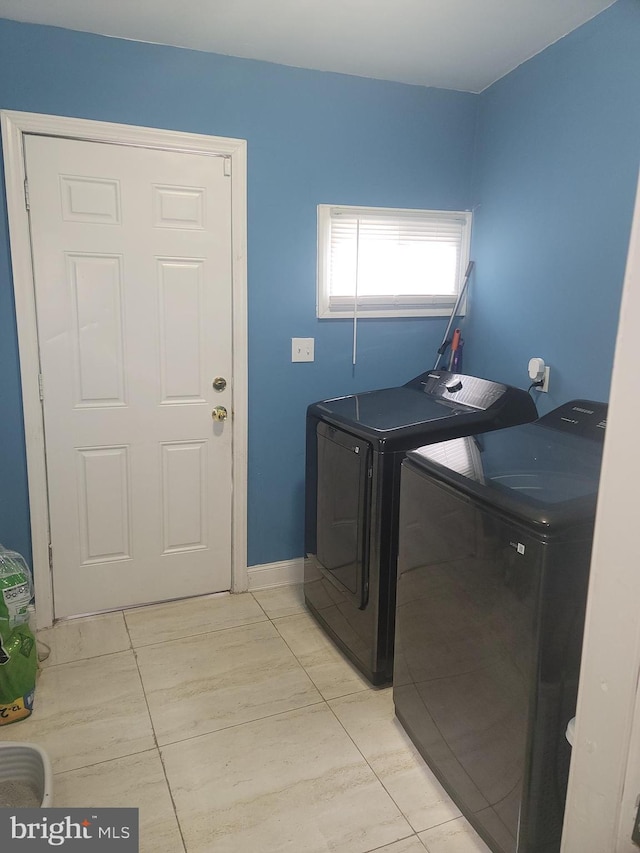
[292, 337, 314, 362]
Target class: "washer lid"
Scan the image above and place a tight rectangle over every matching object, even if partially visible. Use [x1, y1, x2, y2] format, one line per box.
[407, 416, 605, 530]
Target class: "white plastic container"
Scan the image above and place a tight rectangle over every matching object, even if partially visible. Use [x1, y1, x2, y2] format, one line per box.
[0, 742, 53, 807]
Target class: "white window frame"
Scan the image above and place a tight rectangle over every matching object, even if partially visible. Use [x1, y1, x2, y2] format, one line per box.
[317, 204, 472, 319]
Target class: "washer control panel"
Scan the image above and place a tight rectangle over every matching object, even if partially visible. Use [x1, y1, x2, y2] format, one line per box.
[538, 400, 608, 441]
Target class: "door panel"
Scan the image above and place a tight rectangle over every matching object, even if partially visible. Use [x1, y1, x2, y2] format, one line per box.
[69, 253, 126, 406]
[77, 445, 131, 564]
[161, 441, 208, 553]
[158, 259, 206, 402]
[25, 134, 233, 617]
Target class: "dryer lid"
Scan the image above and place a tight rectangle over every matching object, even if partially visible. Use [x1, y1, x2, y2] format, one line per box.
[308, 370, 536, 439]
[313, 386, 463, 432]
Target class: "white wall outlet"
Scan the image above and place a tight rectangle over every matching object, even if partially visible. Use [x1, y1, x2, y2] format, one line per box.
[541, 365, 550, 393]
[292, 337, 314, 362]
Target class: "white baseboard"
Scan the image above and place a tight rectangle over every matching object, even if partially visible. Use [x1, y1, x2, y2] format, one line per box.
[247, 558, 304, 591]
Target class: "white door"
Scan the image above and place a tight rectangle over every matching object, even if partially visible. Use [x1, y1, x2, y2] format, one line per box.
[24, 134, 233, 618]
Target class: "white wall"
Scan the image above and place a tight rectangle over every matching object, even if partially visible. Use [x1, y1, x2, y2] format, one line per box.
[562, 170, 640, 851]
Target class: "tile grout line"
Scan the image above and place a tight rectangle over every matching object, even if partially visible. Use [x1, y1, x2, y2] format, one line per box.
[248, 589, 270, 619]
[50, 747, 164, 779]
[253, 591, 338, 701]
[364, 834, 429, 853]
[122, 608, 316, 758]
[38, 646, 133, 670]
[277, 591, 464, 845]
[41, 593, 457, 852]
[155, 696, 328, 749]
[122, 609, 189, 853]
[322, 692, 425, 837]
[267, 610, 373, 703]
[125, 616, 271, 650]
[322, 688, 468, 843]
[262, 598, 429, 847]
[269, 621, 334, 699]
[125, 591, 326, 749]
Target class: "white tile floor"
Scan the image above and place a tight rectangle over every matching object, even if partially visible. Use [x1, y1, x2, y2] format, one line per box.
[1, 585, 491, 853]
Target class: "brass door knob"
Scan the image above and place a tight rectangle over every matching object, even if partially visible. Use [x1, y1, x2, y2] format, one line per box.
[212, 406, 228, 422]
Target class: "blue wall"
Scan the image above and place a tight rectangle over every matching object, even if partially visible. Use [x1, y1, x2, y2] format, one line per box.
[466, 0, 640, 412]
[1, 4, 638, 572]
[0, 20, 479, 566]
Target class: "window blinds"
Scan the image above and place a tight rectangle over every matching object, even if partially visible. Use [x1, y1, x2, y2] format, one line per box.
[327, 207, 470, 305]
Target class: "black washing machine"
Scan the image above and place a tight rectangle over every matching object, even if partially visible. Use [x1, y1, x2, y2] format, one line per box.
[393, 400, 607, 853]
[303, 369, 537, 685]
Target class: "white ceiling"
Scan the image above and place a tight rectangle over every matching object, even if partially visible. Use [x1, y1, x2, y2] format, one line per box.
[0, 0, 617, 93]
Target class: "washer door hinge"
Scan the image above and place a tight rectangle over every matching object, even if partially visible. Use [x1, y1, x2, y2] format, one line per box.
[48, 542, 53, 570]
[24, 178, 30, 210]
[223, 157, 231, 177]
[38, 373, 44, 401]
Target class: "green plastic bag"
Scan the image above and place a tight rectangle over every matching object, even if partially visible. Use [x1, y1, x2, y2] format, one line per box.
[0, 545, 37, 725]
[0, 623, 37, 724]
[0, 545, 33, 629]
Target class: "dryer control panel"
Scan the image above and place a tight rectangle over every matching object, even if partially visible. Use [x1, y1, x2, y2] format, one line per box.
[405, 370, 507, 411]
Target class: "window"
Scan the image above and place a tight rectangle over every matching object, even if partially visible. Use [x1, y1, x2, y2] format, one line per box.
[317, 204, 472, 319]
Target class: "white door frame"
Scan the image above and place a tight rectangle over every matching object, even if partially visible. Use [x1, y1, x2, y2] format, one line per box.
[561, 170, 640, 852]
[1, 110, 249, 629]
